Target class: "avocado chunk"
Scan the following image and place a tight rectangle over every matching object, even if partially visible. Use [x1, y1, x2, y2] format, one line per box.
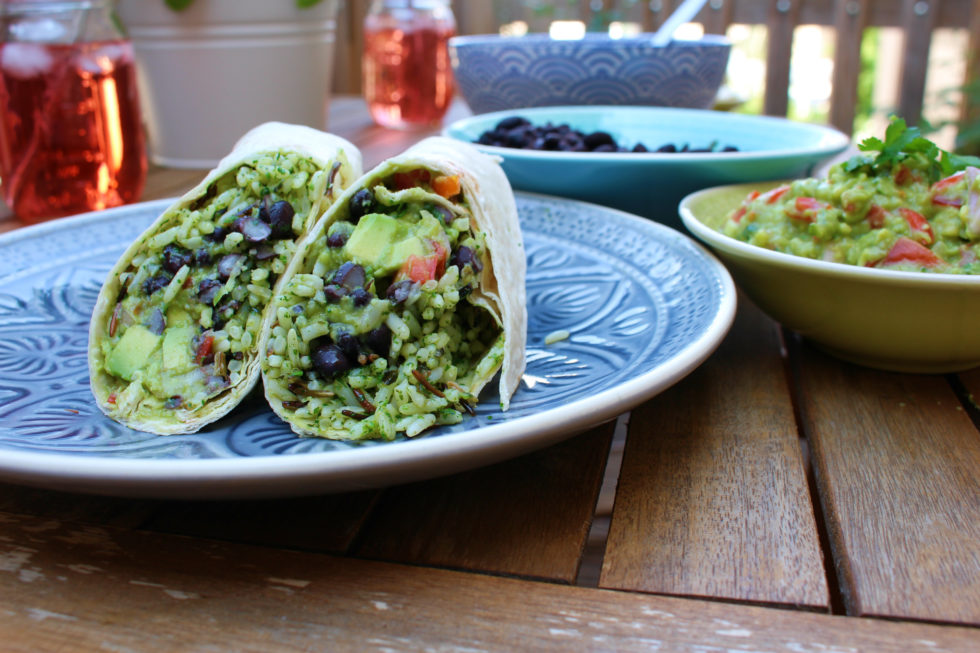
[107, 325, 162, 381]
[162, 325, 197, 372]
[345, 211, 450, 276]
[345, 213, 403, 270]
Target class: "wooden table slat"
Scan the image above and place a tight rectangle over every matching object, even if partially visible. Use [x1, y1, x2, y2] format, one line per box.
[601, 301, 829, 609]
[795, 341, 980, 625]
[3, 510, 978, 653]
[354, 423, 615, 583]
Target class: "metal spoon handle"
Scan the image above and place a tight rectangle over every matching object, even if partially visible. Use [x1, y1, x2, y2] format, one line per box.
[650, 0, 709, 46]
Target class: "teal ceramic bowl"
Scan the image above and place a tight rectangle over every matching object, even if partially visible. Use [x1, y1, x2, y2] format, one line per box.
[680, 182, 980, 373]
[444, 106, 850, 228]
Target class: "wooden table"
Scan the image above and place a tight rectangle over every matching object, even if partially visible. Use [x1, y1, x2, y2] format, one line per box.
[1, 98, 979, 651]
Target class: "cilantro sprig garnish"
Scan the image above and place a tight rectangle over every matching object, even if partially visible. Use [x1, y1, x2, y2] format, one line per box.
[843, 116, 980, 181]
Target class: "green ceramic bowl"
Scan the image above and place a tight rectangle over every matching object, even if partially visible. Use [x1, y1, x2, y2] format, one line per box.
[679, 182, 980, 373]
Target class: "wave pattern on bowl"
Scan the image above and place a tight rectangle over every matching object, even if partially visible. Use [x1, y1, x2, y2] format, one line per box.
[451, 36, 730, 114]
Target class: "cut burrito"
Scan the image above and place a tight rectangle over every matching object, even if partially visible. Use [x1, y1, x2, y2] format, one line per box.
[261, 136, 526, 440]
[89, 122, 363, 434]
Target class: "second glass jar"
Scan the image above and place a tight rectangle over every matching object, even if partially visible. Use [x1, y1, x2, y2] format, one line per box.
[362, 0, 456, 130]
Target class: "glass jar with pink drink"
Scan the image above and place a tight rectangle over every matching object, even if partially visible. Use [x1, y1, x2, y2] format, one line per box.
[0, 0, 147, 223]
[362, 0, 456, 130]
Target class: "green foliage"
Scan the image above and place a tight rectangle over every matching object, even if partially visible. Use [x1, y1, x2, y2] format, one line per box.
[844, 116, 980, 180]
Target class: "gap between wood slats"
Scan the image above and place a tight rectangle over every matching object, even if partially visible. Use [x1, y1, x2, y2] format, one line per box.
[781, 328, 853, 617]
[576, 412, 629, 587]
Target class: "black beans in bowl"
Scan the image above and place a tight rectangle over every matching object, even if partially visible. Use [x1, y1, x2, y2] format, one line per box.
[474, 116, 739, 154]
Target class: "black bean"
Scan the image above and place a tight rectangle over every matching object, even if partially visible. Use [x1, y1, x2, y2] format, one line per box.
[145, 308, 166, 335]
[311, 343, 350, 380]
[161, 244, 192, 274]
[198, 278, 222, 305]
[253, 244, 276, 261]
[430, 204, 454, 225]
[205, 225, 227, 242]
[336, 332, 361, 361]
[332, 261, 366, 290]
[261, 199, 295, 239]
[324, 284, 348, 303]
[451, 245, 481, 272]
[496, 116, 530, 131]
[351, 287, 372, 307]
[142, 274, 171, 296]
[326, 230, 348, 248]
[217, 254, 245, 280]
[584, 131, 615, 150]
[235, 215, 272, 243]
[365, 324, 391, 356]
[348, 188, 376, 222]
[386, 279, 415, 304]
[193, 247, 212, 267]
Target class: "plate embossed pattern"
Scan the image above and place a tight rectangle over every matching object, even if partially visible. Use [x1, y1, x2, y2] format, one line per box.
[0, 194, 734, 496]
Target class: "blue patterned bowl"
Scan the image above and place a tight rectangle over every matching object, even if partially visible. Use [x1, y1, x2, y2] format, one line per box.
[448, 33, 731, 114]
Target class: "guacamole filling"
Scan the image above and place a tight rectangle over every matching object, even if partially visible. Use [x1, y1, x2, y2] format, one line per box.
[264, 167, 503, 441]
[100, 151, 345, 416]
[722, 119, 980, 274]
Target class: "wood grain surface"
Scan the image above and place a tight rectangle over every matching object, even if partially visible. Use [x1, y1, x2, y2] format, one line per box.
[795, 340, 980, 625]
[2, 511, 977, 653]
[601, 300, 828, 609]
[354, 423, 614, 582]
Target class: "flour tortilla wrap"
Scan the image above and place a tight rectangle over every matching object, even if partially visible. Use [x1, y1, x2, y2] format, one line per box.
[89, 122, 363, 434]
[261, 136, 526, 440]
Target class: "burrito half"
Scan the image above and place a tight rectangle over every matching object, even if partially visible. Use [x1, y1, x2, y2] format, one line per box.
[261, 137, 526, 440]
[88, 122, 363, 434]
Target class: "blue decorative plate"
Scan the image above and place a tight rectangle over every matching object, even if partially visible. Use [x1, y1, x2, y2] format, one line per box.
[0, 194, 735, 498]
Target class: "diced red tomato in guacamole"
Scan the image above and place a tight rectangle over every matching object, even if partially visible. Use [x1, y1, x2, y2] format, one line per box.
[874, 237, 942, 268]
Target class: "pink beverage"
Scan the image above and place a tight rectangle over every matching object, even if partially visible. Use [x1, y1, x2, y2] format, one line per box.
[0, 40, 147, 223]
[363, 13, 455, 130]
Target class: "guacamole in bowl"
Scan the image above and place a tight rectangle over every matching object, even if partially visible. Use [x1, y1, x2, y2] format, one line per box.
[719, 119, 980, 275]
[678, 119, 980, 373]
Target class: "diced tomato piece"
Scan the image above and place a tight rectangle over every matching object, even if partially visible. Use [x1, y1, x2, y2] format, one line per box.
[788, 196, 825, 222]
[400, 256, 440, 283]
[898, 207, 934, 244]
[875, 237, 942, 268]
[430, 239, 448, 269]
[932, 171, 965, 192]
[432, 174, 461, 199]
[866, 204, 886, 229]
[894, 165, 912, 185]
[107, 393, 117, 405]
[194, 334, 214, 365]
[397, 239, 448, 283]
[764, 185, 790, 204]
[731, 206, 748, 223]
[392, 169, 431, 190]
